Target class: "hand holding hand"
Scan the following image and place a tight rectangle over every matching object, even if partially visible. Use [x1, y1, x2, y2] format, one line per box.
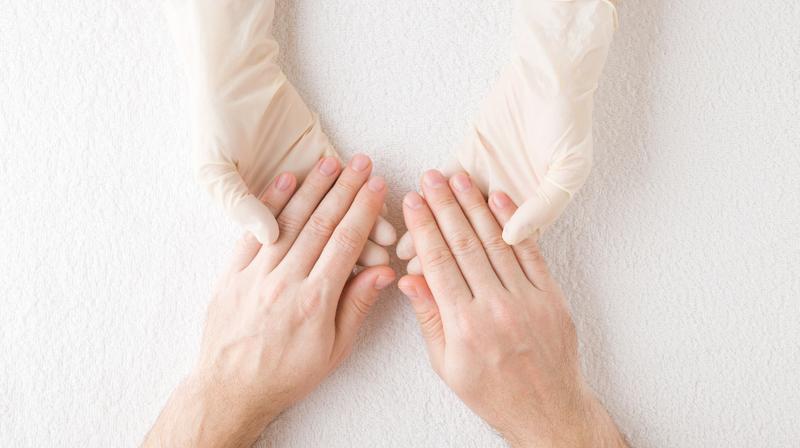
[143, 155, 394, 448]
[399, 170, 626, 448]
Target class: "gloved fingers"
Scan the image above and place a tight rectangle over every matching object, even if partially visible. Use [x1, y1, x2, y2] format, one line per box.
[501, 182, 570, 246]
[227, 173, 297, 273]
[396, 231, 416, 260]
[370, 215, 397, 247]
[230, 195, 281, 245]
[406, 256, 422, 276]
[489, 191, 556, 292]
[358, 240, 391, 267]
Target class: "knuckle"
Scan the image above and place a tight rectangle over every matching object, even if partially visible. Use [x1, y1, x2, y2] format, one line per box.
[416, 310, 440, 333]
[422, 246, 455, 271]
[300, 289, 323, 318]
[332, 226, 366, 255]
[463, 200, 488, 216]
[307, 213, 338, 239]
[481, 234, 508, 254]
[518, 242, 547, 265]
[335, 177, 362, 197]
[431, 193, 459, 210]
[448, 231, 481, 256]
[350, 295, 374, 319]
[277, 213, 305, 236]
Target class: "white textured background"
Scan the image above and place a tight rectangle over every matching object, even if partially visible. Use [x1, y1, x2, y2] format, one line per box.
[2, 0, 799, 446]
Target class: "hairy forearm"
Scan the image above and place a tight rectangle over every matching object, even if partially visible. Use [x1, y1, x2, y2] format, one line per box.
[142, 375, 274, 448]
[504, 391, 628, 448]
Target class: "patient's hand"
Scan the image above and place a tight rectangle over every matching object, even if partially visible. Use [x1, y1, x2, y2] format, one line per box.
[399, 170, 626, 448]
[143, 155, 394, 448]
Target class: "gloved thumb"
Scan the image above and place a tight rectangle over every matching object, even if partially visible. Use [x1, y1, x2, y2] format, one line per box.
[197, 161, 280, 245]
[502, 179, 571, 245]
[229, 194, 280, 244]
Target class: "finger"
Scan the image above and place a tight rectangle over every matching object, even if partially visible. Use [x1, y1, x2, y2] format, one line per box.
[371, 216, 398, 246]
[396, 231, 416, 260]
[449, 173, 525, 289]
[402, 191, 471, 304]
[421, 170, 501, 294]
[502, 180, 570, 245]
[228, 173, 297, 272]
[406, 256, 422, 276]
[358, 240, 391, 267]
[398, 275, 444, 371]
[283, 154, 374, 276]
[197, 159, 282, 245]
[332, 265, 396, 362]
[310, 176, 387, 291]
[253, 156, 341, 269]
[489, 191, 555, 291]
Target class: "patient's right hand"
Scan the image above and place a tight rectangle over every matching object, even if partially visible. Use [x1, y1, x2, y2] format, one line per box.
[399, 170, 627, 448]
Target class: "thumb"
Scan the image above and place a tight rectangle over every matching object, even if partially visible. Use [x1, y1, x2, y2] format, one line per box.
[398, 275, 445, 371]
[502, 179, 571, 245]
[197, 161, 280, 244]
[333, 266, 396, 358]
[229, 195, 280, 245]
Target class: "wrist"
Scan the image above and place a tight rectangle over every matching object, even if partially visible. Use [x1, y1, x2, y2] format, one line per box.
[503, 388, 626, 448]
[143, 374, 278, 448]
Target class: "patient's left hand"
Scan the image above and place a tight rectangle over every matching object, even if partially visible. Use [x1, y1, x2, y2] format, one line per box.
[143, 155, 394, 448]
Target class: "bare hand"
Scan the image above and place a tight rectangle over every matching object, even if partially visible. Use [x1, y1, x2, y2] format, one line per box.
[399, 170, 626, 448]
[144, 155, 394, 447]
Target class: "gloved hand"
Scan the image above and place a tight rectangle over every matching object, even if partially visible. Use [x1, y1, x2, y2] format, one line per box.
[165, 0, 396, 265]
[398, 0, 617, 272]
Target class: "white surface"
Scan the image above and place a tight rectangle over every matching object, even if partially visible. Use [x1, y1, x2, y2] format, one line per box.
[1, 0, 799, 446]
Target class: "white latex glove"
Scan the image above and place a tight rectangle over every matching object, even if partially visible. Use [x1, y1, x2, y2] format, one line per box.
[165, 0, 396, 263]
[398, 0, 617, 269]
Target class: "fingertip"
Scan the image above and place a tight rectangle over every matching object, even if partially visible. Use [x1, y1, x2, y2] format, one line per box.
[501, 224, 526, 246]
[490, 191, 513, 210]
[422, 170, 446, 189]
[372, 217, 398, 246]
[373, 267, 396, 291]
[250, 214, 280, 245]
[368, 176, 386, 193]
[274, 172, 296, 192]
[318, 156, 340, 176]
[397, 275, 419, 298]
[358, 242, 391, 267]
[396, 232, 415, 260]
[449, 172, 472, 193]
[403, 191, 424, 210]
[406, 257, 422, 276]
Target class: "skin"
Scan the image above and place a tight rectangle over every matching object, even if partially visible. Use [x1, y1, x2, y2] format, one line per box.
[143, 155, 394, 447]
[398, 170, 627, 448]
[142, 162, 626, 447]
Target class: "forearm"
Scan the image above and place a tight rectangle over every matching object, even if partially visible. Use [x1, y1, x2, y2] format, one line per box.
[142, 375, 274, 448]
[504, 391, 628, 448]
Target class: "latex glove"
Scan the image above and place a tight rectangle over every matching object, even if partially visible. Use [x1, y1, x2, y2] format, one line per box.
[398, 0, 617, 268]
[165, 0, 396, 263]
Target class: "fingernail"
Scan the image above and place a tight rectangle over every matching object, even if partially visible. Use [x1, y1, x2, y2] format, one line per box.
[423, 170, 445, 188]
[350, 154, 370, 172]
[404, 192, 423, 209]
[450, 173, 471, 192]
[275, 173, 292, 191]
[319, 157, 339, 176]
[368, 176, 386, 192]
[492, 192, 511, 208]
[374, 275, 394, 290]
